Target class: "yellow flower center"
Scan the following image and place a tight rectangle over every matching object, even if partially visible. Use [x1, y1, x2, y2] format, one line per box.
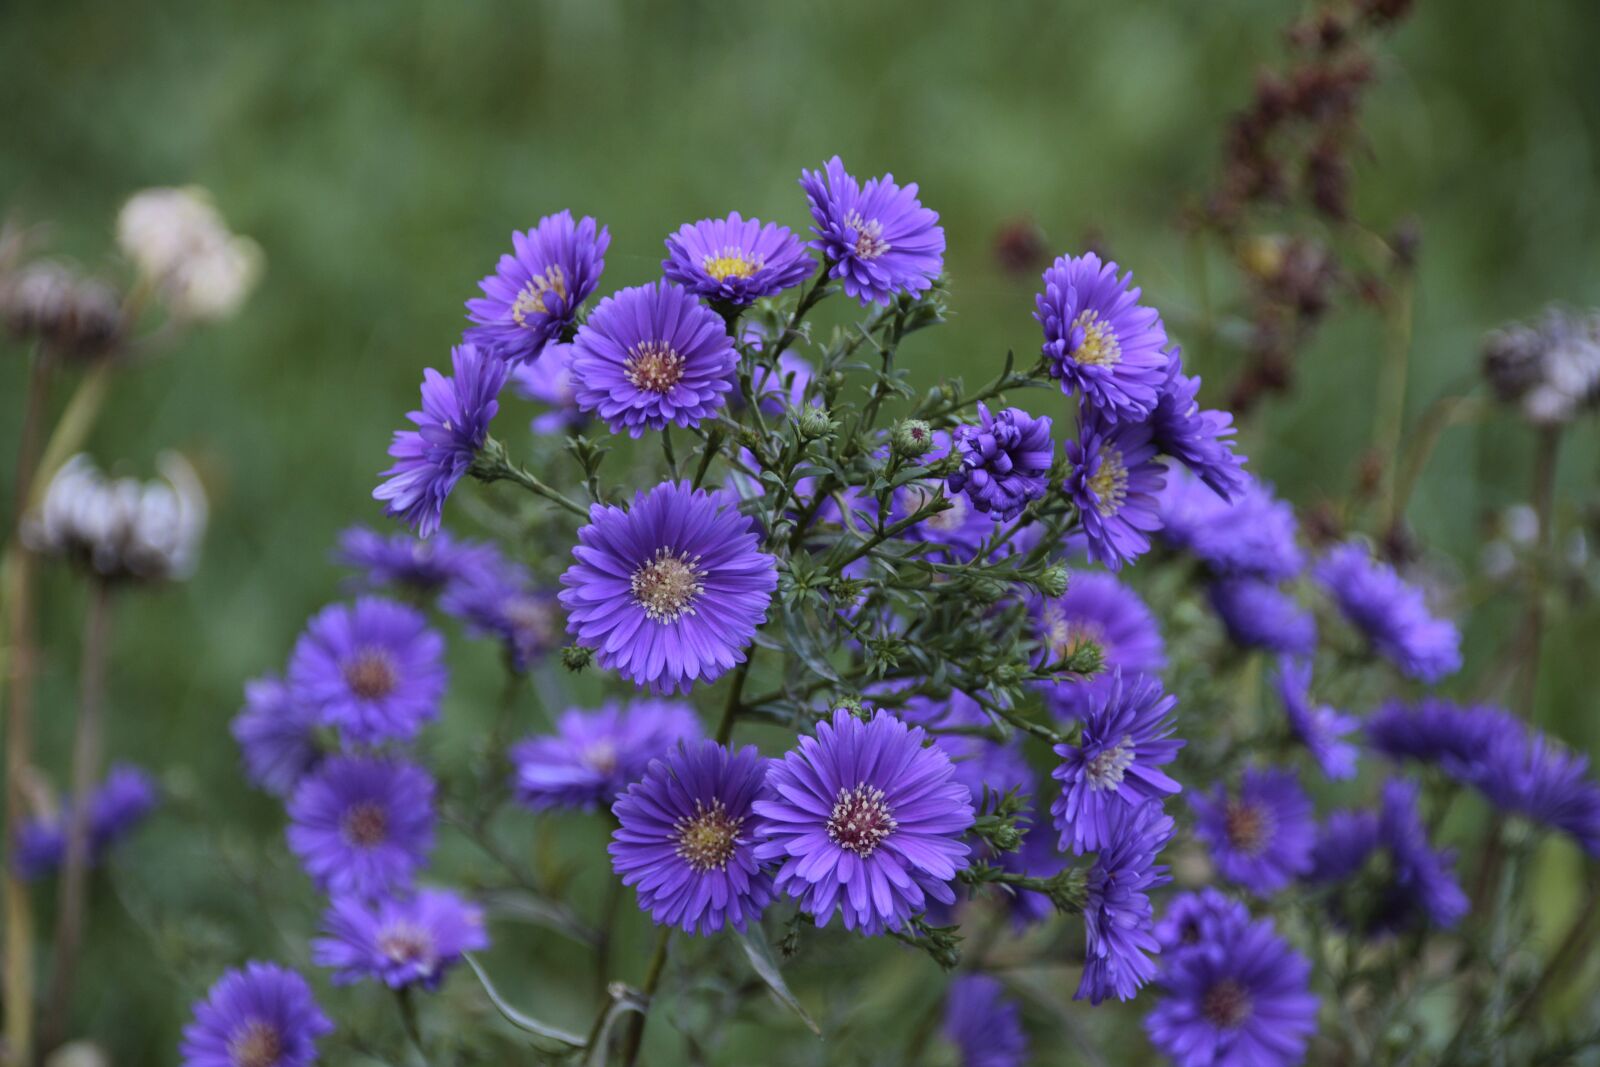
[674, 798, 744, 872]
[1087, 447, 1129, 516]
[1071, 309, 1122, 367]
[624, 340, 686, 394]
[702, 248, 763, 281]
[511, 265, 569, 327]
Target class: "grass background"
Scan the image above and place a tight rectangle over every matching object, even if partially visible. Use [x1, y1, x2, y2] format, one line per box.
[2, 0, 1599, 1061]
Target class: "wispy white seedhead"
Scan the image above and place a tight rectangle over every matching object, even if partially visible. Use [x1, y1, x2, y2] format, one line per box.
[117, 186, 262, 322]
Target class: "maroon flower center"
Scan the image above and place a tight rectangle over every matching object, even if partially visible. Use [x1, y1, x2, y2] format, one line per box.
[674, 798, 743, 873]
[827, 783, 897, 858]
[1224, 800, 1271, 855]
[1085, 736, 1136, 790]
[845, 212, 890, 261]
[625, 340, 686, 394]
[343, 649, 397, 701]
[341, 801, 389, 848]
[228, 1020, 283, 1067]
[630, 547, 704, 623]
[378, 920, 436, 967]
[1201, 979, 1253, 1029]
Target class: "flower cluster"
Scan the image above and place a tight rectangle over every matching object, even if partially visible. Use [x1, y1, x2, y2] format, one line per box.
[179, 154, 1600, 1067]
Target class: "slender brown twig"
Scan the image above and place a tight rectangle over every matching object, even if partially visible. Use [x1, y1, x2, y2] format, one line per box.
[40, 578, 114, 1051]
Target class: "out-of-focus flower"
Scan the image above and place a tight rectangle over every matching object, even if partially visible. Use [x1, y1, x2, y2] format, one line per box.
[1482, 306, 1600, 425]
[1191, 766, 1315, 895]
[1208, 578, 1317, 657]
[1078, 800, 1174, 1004]
[286, 755, 435, 899]
[13, 764, 158, 879]
[943, 974, 1029, 1067]
[24, 452, 207, 582]
[232, 673, 324, 798]
[313, 888, 488, 990]
[1033, 572, 1166, 718]
[511, 701, 703, 813]
[1158, 469, 1303, 581]
[179, 962, 332, 1067]
[1314, 541, 1460, 682]
[1273, 659, 1358, 780]
[0, 261, 123, 360]
[117, 186, 262, 321]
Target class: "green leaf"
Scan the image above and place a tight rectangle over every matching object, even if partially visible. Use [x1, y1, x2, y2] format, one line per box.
[462, 953, 585, 1047]
[736, 925, 822, 1037]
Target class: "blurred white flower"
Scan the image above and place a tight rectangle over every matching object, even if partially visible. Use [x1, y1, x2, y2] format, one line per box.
[116, 186, 262, 322]
[24, 453, 208, 582]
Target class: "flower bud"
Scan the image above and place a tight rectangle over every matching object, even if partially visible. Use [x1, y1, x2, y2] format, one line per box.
[797, 405, 835, 441]
[1036, 563, 1070, 599]
[892, 419, 935, 459]
[560, 644, 592, 672]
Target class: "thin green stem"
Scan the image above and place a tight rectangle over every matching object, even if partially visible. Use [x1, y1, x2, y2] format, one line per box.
[618, 929, 672, 1067]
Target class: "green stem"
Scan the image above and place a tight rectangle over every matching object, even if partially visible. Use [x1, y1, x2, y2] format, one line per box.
[472, 438, 589, 518]
[396, 986, 431, 1065]
[617, 929, 672, 1067]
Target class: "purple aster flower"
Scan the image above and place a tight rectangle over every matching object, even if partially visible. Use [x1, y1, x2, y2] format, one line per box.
[313, 888, 489, 990]
[946, 404, 1054, 522]
[1207, 579, 1317, 658]
[1145, 914, 1317, 1067]
[1154, 888, 1251, 956]
[1033, 572, 1166, 718]
[800, 156, 945, 307]
[899, 690, 1033, 805]
[1078, 800, 1175, 1004]
[1363, 699, 1503, 785]
[609, 739, 773, 935]
[1478, 730, 1600, 857]
[286, 756, 435, 899]
[943, 974, 1029, 1067]
[464, 210, 610, 364]
[1314, 541, 1461, 682]
[511, 341, 586, 435]
[569, 281, 736, 437]
[1305, 808, 1381, 885]
[1307, 780, 1467, 934]
[1065, 415, 1166, 571]
[1150, 348, 1248, 500]
[1273, 659, 1358, 781]
[511, 700, 703, 812]
[13, 765, 158, 879]
[334, 525, 501, 595]
[661, 212, 814, 306]
[753, 708, 974, 935]
[749, 352, 817, 416]
[287, 597, 447, 745]
[1191, 767, 1315, 895]
[439, 560, 560, 672]
[1036, 253, 1170, 421]
[232, 674, 322, 799]
[180, 961, 333, 1067]
[374, 344, 509, 538]
[559, 481, 777, 693]
[1051, 672, 1183, 854]
[1158, 469, 1304, 581]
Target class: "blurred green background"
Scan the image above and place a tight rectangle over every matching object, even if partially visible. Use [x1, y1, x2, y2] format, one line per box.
[3, 0, 1599, 1060]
